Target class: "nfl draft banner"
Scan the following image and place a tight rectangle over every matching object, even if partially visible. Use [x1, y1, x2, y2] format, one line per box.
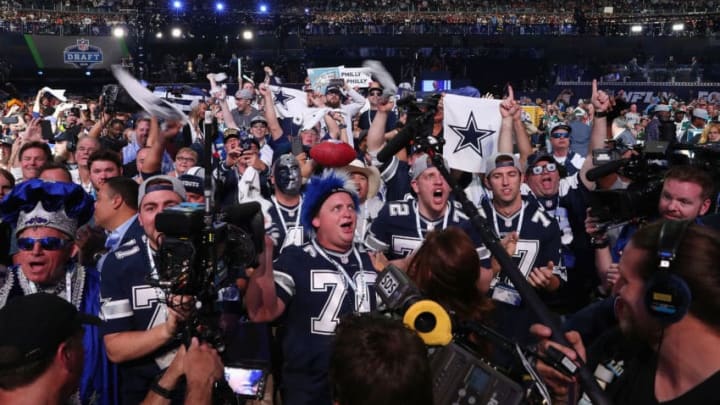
[64, 39, 103, 68]
[21, 35, 129, 70]
[443, 94, 501, 173]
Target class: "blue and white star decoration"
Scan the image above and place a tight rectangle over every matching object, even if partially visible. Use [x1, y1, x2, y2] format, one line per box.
[273, 88, 296, 109]
[447, 111, 496, 156]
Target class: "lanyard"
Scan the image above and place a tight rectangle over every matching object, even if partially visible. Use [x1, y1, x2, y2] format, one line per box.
[145, 239, 160, 281]
[414, 200, 449, 240]
[271, 196, 302, 232]
[491, 201, 526, 237]
[311, 239, 367, 312]
[357, 201, 369, 241]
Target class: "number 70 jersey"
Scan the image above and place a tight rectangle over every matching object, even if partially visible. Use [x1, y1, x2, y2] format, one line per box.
[273, 242, 378, 337]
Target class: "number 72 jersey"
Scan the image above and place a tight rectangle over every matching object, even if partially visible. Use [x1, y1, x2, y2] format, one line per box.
[365, 199, 469, 260]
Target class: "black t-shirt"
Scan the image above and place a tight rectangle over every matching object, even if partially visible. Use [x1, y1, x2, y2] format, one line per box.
[588, 328, 720, 405]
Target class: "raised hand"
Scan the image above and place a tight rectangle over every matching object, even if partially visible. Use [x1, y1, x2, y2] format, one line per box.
[591, 79, 611, 112]
[500, 85, 520, 119]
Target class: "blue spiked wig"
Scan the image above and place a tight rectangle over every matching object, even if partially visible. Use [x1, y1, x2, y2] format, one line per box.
[301, 170, 359, 231]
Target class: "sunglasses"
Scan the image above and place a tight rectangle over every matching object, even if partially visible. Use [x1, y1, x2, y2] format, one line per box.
[368, 91, 382, 96]
[551, 132, 570, 139]
[530, 163, 557, 175]
[17, 237, 72, 251]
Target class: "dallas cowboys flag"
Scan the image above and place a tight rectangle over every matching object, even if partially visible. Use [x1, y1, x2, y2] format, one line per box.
[269, 85, 307, 119]
[443, 94, 501, 173]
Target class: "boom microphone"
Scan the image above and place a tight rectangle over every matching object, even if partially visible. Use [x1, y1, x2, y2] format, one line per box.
[377, 126, 415, 163]
[586, 158, 629, 182]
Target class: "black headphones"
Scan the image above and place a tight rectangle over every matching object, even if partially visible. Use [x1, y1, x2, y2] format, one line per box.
[644, 220, 693, 324]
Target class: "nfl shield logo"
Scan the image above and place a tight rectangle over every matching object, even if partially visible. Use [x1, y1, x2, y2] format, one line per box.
[77, 39, 90, 51]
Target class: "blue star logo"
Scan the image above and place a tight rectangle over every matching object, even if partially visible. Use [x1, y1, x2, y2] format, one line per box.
[448, 111, 495, 156]
[273, 89, 296, 109]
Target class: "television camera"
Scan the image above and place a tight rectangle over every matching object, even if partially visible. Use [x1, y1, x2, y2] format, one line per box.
[588, 140, 720, 225]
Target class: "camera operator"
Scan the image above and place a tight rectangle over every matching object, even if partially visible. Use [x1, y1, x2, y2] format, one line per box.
[99, 175, 190, 404]
[245, 170, 379, 405]
[329, 314, 433, 405]
[587, 165, 713, 294]
[140, 337, 223, 405]
[531, 221, 720, 404]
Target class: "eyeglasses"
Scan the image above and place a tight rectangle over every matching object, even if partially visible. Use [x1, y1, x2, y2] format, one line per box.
[175, 156, 196, 163]
[530, 163, 557, 175]
[551, 132, 570, 139]
[368, 91, 382, 96]
[17, 237, 72, 251]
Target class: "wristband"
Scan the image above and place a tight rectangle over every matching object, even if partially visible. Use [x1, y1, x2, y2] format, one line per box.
[150, 377, 173, 399]
[594, 110, 608, 118]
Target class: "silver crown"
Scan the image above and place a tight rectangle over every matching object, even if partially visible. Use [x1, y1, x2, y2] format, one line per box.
[16, 202, 77, 237]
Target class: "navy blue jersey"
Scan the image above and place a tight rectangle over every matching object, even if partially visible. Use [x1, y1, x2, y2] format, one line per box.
[525, 175, 597, 311]
[273, 242, 378, 405]
[357, 109, 398, 131]
[365, 199, 469, 260]
[474, 198, 563, 345]
[100, 237, 180, 405]
[375, 156, 412, 202]
[265, 196, 309, 259]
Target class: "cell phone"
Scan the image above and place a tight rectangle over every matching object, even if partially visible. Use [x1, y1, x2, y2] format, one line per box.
[40, 120, 54, 141]
[223, 363, 268, 399]
[2, 116, 18, 124]
[291, 135, 303, 156]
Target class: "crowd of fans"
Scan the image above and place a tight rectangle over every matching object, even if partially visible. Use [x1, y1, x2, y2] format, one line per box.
[0, 8, 136, 36]
[1, 2, 720, 405]
[1, 43, 720, 405]
[2, 1, 720, 37]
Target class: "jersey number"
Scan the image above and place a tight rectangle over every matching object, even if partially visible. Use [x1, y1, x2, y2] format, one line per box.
[513, 240, 540, 278]
[310, 270, 373, 335]
[132, 285, 167, 330]
[389, 203, 409, 216]
[391, 235, 423, 257]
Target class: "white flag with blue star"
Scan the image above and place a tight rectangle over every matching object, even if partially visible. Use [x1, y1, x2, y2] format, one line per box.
[269, 85, 307, 119]
[443, 94, 501, 173]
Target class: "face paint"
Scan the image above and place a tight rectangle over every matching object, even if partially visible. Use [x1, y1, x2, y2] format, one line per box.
[273, 155, 301, 196]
